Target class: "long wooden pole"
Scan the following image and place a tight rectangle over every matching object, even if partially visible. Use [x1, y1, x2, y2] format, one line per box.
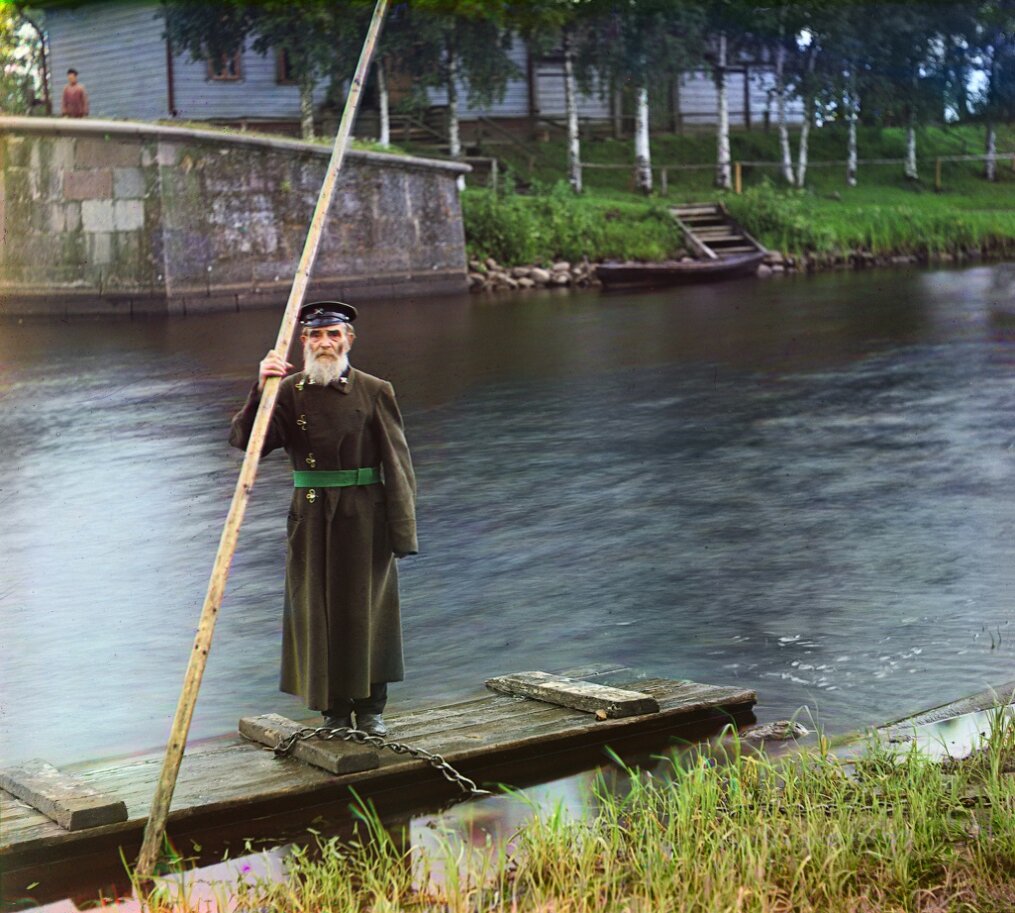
[135, 0, 390, 880]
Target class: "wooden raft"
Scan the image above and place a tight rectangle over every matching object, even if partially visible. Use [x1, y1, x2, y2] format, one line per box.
[1, 677, 754, 872]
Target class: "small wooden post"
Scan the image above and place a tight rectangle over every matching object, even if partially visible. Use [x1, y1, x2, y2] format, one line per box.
[660, 167, 668, 197]
[734, 161, 743, 194]
[935, 157, 942, 192]
[489, 157, 498, 195]
[133, 0, 391, 883]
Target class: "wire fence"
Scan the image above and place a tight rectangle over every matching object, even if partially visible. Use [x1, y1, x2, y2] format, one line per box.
[575, 153, 1015, 195]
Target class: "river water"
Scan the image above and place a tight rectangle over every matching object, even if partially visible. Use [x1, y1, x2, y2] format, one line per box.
[1, 265, 1014, 767]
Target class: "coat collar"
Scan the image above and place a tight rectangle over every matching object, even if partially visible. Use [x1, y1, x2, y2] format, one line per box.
[330, 365, 354, 394]
[295, 365, 354, 394]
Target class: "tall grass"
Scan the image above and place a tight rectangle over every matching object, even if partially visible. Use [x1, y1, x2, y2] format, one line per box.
[461, 124, 1015, 266]
[462, 182, 685, 265]
[137, 708, 1015, 912]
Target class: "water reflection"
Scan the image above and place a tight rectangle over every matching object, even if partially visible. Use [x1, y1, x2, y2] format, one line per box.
[1, 266, 1013, 767]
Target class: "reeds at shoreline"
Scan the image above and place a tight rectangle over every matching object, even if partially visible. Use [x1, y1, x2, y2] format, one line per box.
[136, 706, 1015, 912]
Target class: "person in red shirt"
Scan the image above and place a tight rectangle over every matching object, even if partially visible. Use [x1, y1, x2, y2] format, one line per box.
[61, 69, 89, 118]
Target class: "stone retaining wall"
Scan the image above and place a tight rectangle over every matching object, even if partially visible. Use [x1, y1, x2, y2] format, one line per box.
[0, 117, 470, 316]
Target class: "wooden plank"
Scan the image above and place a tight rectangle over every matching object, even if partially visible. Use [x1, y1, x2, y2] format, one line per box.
[238, 714, 380, 775]
[878, 680, 1015, 739]
[485, 671, 660, 718]
[0, 760, 128, 831]
[669, 209, 719, 261]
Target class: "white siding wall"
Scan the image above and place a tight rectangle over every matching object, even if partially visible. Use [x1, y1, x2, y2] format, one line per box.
[47, 1, 169, 121]
[46, 0, 329, 123]
[47, 7, 805, 129]
[171, 47, 329, 121]
[425, 39, 530, 119]
[426, 53, 805, 127]
[534, 65, 611, 119]
[676, 69, 804, 127]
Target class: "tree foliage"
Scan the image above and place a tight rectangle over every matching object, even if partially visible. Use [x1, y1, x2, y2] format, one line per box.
[1, 3, 46, 114]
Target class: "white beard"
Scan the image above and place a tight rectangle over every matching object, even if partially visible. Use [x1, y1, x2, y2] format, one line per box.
[303, 344, 349, 386]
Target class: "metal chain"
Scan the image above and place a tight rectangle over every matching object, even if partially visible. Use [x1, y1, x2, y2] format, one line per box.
[273, 726, 492, 798]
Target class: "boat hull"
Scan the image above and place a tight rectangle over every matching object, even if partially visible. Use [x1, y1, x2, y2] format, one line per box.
[596, 251, 767, 288]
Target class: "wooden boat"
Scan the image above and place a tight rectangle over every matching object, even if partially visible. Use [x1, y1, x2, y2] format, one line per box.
[596, 250, 767, 288]
[596, 202, 769, 289]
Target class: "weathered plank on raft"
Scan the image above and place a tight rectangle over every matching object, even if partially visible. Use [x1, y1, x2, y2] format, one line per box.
[878, 679, 1015, 740]
[485, 671, 660, 718]
[0, 759, 128, 831]
[238, 713, 380, 775]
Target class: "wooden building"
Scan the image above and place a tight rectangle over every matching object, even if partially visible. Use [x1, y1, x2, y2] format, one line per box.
[45, 0, 803, 136]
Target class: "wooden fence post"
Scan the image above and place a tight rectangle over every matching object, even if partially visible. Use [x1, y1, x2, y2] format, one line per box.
[935, 158, 942, 192]
[660, 167, 668, 196]
[734, 161, 742, 194]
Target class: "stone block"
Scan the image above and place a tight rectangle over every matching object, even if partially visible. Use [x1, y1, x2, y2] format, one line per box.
[156, 142, 179, 167]
[65, 202, 81, 231]
[48, 204, 67, 232]
[113, 167, 146, 199]
[63, 169, 113, 201]
[76, 137, 142, 169]
[89, 232, 112, 266]
[113, 199, 145, 231]
[6, 136, 29, 167]
[81, 199, 114, 232]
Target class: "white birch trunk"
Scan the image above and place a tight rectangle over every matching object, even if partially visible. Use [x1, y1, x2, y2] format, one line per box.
[634, 82, 652, 193]
[562, 29, 582, 193]
[846, 77, 858, 187]
[795, 48, 816, 188]
[447, 45, 464, 191]
[775, 41, 793, 184]
[985, 122, 997, 181]
[377, 58, 390, 147]
[847, 112, 857, 187]
[299, 77, 315, 140]
[904, 120, 918, 180]
[714, 32, 731, 190]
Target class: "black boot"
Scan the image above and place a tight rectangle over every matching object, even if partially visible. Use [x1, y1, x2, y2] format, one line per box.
[322, 708, 352, 729]
[355, 712, 388, 737]
[353, 683, 389, 736]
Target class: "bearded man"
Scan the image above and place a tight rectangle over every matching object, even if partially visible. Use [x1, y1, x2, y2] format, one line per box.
[229, 301, 417, 736]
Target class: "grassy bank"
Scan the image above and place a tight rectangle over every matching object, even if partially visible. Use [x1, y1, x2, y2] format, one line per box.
[460, 124, 1015, 267]
[141, 710, 1015, 912]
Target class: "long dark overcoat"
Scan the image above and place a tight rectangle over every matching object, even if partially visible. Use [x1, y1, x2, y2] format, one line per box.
[230, 367, 417, 709]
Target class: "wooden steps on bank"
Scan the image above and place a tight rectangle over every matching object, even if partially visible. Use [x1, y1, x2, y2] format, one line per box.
[670, 203, 767, 260]
[1, 674, 755, 871]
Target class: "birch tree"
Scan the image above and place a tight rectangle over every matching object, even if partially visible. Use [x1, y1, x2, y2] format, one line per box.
[702, 0, 759, 191]
[714, 30, 731, 189]
[578, 0, 704, 195]
[508, 1, 597, 194]
[971, 0, 1015, 181]
[392, 2, 519, 187]
[813, 4, 868, 188]
[862, 5, 939, 182]
[562, 24, 582, 192]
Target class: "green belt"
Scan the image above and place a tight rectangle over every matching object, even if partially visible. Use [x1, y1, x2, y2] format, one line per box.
[293, 467, 381, 488]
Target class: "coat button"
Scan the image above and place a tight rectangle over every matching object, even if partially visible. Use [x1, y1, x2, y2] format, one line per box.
[306, 488, 317, 503]
[305, 453, 316, 468]
[297, 414, 308, 431]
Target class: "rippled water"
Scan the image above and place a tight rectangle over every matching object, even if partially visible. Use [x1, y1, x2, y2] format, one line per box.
[2, 265, 1013, 766]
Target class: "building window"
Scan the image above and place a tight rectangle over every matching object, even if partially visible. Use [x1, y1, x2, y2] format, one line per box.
[208, 50, 242, 81]
[276, 49, 296, 85]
